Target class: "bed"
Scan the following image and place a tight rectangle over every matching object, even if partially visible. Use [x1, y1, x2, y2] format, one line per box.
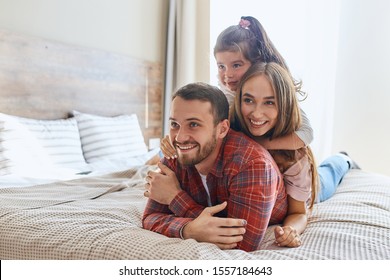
[1, 29, 390, 260]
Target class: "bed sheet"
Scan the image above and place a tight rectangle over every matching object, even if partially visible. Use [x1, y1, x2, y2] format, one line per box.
[0, 168, 389, 260]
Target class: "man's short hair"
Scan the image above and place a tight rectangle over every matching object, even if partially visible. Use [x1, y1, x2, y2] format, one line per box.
[172, 82, 229, 125]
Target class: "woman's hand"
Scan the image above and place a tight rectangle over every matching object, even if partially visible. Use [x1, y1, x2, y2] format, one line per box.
[274, 225, 302, 247]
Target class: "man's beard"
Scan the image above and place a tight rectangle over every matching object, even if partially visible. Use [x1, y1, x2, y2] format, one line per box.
[175, 132, 217, 166]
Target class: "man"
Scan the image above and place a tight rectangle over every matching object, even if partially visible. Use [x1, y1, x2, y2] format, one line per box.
[142, 82, 287, 252]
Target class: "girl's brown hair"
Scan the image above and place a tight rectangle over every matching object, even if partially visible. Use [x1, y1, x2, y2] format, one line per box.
[214, 16, 304, 95]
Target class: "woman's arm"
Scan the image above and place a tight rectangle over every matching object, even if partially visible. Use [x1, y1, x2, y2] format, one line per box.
[274, 195, 307, 247]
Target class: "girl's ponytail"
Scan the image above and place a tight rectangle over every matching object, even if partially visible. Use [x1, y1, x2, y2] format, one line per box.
[241, 16, 304, 96]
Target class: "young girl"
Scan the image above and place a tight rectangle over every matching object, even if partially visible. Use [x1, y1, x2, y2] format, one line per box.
[230, 62, 358, 247]
[160, 16, 312, 159]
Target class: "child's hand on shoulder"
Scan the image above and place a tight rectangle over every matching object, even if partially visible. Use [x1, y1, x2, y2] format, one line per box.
[274, 225, 302, 247]
[160, 135, 177, 159]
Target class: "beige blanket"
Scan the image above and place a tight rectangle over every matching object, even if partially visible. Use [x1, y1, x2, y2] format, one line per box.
[0, 167, 389, 259]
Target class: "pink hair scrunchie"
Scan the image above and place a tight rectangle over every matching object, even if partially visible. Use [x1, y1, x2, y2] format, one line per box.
[239, 18, 251, 29]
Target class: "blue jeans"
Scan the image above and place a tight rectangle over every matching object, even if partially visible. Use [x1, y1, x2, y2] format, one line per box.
[318, 154, 350, 202]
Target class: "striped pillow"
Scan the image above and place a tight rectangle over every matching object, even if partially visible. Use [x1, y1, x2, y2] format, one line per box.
[72, 111, 148, 163]
[0, 113, 86, 176]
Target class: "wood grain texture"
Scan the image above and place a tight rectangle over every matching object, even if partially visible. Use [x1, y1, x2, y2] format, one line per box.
[0, 29, 163, 143]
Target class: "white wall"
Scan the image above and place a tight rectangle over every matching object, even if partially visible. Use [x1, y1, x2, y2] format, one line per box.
[210, 0, 390, 176]
[210, 0, 340, 165]
[333, 0, 390, 176]
[1, 0, 389, 176]
[0, 0, 168, 63]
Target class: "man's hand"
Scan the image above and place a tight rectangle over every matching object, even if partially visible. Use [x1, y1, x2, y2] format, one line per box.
[183, 202, 247, 250]
[274, 225, 301, 247]
[144, 162, 181, 205]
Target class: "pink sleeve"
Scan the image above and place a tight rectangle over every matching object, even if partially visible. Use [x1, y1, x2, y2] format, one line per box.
[283, 155, 312, 202]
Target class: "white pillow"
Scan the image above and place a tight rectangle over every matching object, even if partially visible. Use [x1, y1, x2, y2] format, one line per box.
[0, 113, 86, 176]
[72, 111, 148, 163]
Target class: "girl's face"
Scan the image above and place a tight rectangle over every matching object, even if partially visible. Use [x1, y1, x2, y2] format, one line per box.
[215, 51, 252, 92]
[241, 74, 278, 136]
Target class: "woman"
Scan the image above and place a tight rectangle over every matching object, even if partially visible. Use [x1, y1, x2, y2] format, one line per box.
[230, 62, 359, 247]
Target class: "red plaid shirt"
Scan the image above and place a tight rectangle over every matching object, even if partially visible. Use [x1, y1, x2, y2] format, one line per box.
[142, 129, 287, 252]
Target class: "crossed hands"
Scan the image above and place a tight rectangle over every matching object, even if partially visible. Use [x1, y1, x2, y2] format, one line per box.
[183, 201, 247, 250]
[274, 225, 301, 247]
[144, 162, 181, 205]
[144, 162, 247, 250]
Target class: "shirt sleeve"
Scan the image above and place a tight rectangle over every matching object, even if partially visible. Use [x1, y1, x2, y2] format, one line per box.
[295, 108, 314, 145]
[142, 159, 206, 238]
[227, 157, 282, 252]
[284, 154, 312, 202]
[142, 196, 191, 238]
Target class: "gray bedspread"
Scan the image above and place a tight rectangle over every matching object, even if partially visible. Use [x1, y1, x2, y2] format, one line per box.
[0, 167, 389, 260]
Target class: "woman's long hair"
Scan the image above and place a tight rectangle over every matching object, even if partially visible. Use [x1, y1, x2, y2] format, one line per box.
[230, 62, 318, 208]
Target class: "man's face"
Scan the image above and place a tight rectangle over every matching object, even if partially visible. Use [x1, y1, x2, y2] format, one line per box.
[169, 97, 218, 167]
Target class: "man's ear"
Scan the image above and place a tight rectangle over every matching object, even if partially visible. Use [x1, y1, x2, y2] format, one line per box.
[218, 119, 230, 139]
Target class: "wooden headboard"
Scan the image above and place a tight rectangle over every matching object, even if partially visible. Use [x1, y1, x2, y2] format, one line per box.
[0, 29, 163, 144]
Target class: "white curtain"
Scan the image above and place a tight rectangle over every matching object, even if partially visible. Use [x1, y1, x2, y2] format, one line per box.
[163, 0, 210, 135]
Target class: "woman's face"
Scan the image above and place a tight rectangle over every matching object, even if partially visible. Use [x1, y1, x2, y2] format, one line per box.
[215, 51, 252, 92]
[240, 74, 278, 136]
